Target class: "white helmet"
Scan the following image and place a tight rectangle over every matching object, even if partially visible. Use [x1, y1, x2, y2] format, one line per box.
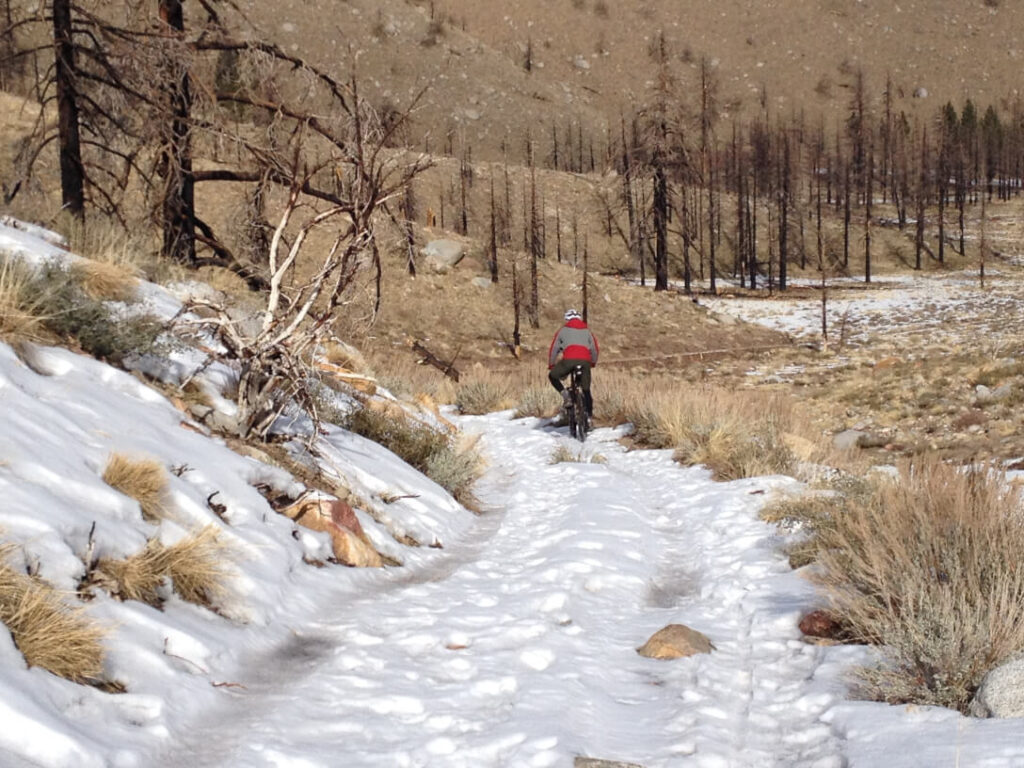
[564, 308, 582, 322]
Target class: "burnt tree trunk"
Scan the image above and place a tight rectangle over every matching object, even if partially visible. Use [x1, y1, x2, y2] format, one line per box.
[53, 0, 84, 219]
[159, 0, 196, 265]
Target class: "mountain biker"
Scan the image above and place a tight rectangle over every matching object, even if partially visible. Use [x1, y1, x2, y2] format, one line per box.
[548, 309, 599, 424]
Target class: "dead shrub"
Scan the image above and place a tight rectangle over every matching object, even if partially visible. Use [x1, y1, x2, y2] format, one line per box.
[102, 453, 168, 521]
[814, 458, 1024, 712]
[0, 546, 106, 683]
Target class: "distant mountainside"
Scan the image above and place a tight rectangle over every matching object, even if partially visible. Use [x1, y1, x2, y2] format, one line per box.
[235, 0, 1024, 163]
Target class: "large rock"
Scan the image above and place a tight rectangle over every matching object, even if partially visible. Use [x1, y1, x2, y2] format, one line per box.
[421, 239, 466, 273]
[833, 429, 867, 451]
[278, 493, 382, 568]
[636, 624, 714, 660]
[974, 383, 1013, 406]
[798, 610, 848, 643]
[970, 656, 1024, 718]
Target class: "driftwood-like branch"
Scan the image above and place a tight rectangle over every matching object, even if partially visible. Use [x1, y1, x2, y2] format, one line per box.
[409, 340, 461, 382]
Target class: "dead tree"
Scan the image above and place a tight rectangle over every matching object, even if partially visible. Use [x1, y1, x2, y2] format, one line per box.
[179, 115, 426, 439]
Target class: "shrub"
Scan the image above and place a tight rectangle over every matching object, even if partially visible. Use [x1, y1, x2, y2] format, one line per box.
[814, 459, 1024, 712]
[346, 407, 450, 469]
[345, 406, 481, 504]
[0, 546, 106, 683]
[102, 453, 168, 521]
[424, 439, 483, 507]
[29, 263, 162, 364]
[455, 376, 516, 415]
[514, 386, 559, 419]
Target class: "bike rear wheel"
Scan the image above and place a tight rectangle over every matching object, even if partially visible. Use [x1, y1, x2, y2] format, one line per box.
[571, 384, 588, 442]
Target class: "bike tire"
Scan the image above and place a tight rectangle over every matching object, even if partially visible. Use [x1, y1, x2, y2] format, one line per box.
[572, 386, 588, 442]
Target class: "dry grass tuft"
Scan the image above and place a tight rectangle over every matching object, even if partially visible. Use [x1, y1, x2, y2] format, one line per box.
[162, 527, 231, 609]
[0, 545, 106, 683]
[96, 527, 231, 610]
[619, 381, 797, 480]
[62, 214, 156, 278]
[95, 538, 168, 605]
[814, 458, 1024, 712]
[102, 453, 168, 521]
[70, 259, 138, 302]
[0, 256, 50, 341]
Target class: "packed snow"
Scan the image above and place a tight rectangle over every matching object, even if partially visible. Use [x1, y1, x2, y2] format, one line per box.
[2, 219, 1024, 766]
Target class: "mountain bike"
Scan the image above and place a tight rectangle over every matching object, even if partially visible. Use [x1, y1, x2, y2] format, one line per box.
[566, 364, 589, 442]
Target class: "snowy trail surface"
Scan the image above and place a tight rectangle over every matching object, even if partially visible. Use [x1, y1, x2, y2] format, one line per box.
[154, 413, 842, 768]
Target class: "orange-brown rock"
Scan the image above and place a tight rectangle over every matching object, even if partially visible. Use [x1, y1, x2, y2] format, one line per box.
[636, 624, 715, 660]
[798, 609, 846, 641]
[279, 494, 383, 568]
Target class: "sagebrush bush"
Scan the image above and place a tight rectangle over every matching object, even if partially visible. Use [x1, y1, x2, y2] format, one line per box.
[514, 386, 559, 419]
[345, 406, 481, 504]
[425, 440, 483, 506]
[814, 459, 1024, 712]
[30, 263, 161, 363]
[0, 546, 106, 683]
[102, 453, 168, 521]
[455, 376, 516, 415]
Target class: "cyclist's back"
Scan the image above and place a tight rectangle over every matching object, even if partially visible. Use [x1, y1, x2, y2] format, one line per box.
[548, 309, 598, 420]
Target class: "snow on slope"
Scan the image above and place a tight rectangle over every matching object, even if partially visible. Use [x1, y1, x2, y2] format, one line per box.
[3, 219, 1024, 766]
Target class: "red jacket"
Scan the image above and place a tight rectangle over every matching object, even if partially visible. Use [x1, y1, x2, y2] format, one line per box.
[548, 318, 599, 368]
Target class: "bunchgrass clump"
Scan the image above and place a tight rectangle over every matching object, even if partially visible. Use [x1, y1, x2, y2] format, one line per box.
[96, 527, 230, 610]
[0, 546, 106, 683]
[71, 260, 138, 302]
[814, 458, 1024, 712]
[102, 453, 168, 521]
[96, 538, 168, 606]
[162, 527, 231, 609]
[424, 438, 483, 507]
[0, 255, 50, 341]
[622, 384, 796, 480]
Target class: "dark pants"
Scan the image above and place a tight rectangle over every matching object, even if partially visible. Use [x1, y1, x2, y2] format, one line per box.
[549, 359, 593, 417]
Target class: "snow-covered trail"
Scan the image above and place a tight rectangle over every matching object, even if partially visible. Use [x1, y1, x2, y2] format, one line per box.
[153, 414, 841, 768]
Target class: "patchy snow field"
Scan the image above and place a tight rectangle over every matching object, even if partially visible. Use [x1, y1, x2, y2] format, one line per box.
[701, 270, 1024, 349]
[2, 220, 1024, 766]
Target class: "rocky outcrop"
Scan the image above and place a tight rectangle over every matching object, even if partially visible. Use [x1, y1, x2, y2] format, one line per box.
[278, 493, 383, 568]
[636, 624, 714, 660]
